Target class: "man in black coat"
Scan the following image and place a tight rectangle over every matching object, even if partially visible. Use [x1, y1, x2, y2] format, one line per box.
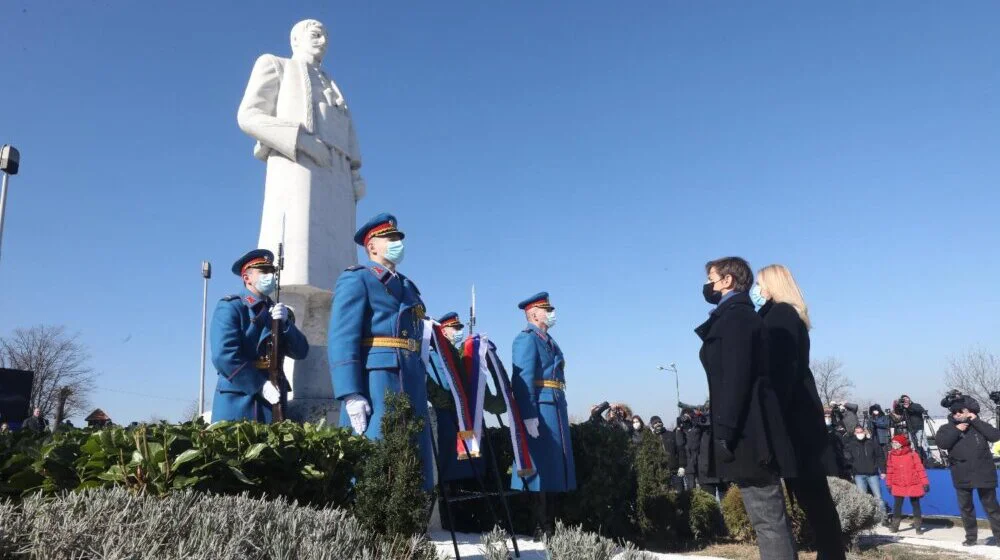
[650, 415, 685, 492]
[935, 403, 1000, 547]
[696, 257, 797, 560]
[679, 411, 699, 491]
[893, 395, 928, 458]
[21, 408, 47, 434]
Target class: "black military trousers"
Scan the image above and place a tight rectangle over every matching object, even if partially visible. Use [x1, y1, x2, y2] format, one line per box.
[956, 487, 1000, 541]
[531, 491, 557, 536]
[785, 477, 846, 560]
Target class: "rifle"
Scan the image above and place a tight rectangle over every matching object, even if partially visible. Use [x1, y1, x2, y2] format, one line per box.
[266, 235, 288, 423]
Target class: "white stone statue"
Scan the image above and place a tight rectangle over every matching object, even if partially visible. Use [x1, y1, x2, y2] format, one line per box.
[237, 19, 363, 423]
[238, 19, 365, 289]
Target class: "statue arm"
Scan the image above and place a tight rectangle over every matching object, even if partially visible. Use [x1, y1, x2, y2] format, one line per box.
[237, 54, 301, 161]
[348, 118, 362, 170]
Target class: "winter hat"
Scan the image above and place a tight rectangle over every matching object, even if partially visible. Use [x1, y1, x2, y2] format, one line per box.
[650, 416, 663, 425]
[892, 434, 909, 447]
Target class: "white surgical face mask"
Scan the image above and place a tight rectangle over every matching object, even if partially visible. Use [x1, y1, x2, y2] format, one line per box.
[855, 433, 865, 440]
[383, 240, 405, 264]
[255, 273, 276, 295]
[545, 309, 557, 328]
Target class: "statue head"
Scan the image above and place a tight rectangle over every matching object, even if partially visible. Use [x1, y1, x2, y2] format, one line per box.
[290, 19, 328, 65]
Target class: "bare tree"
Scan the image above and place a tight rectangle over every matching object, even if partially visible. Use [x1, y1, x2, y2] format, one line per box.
[0, 326, 97, 419]
[179, 400, 201, 423]
[945, 347, 1000, 421]
[812, 357, 854, 404]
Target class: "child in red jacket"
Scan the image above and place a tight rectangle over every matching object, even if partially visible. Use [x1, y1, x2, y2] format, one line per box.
[886, 433, 930, 534]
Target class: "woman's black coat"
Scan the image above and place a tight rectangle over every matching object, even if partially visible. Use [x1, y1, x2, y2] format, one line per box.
[759, 300, 841, 478]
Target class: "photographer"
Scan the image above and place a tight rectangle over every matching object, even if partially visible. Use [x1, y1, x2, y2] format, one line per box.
[935, 402, 1000, 547]
[607, 403, 634, 432]
[689, 408, 724, 500]
[830, 401, 860, 433]
[650, 415, 685, 491]
[867, 404, 892, 454]
[678, 409, 698, 491]
[893, 395, 928, 458]
[589, 401, 611, 425]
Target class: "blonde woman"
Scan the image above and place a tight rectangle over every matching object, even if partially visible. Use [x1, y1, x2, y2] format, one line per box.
[753, 264, 845, 560]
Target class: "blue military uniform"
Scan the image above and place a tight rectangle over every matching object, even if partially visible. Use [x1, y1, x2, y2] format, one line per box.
[510, 292, 577, 493]
[211, 249, 309, 422]
[328, 213, 435, 490]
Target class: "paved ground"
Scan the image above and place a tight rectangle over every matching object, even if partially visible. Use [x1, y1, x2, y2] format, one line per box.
[431, 520, 1000, 559]
[862, 520, 1000, 559]
[429, 531, 728, 560]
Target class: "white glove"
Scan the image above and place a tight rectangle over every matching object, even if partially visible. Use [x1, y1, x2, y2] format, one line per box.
[677, 467, 686, 477]
[524, 418, 540, 439]
[270, 303, 289, 322]
[345, 393, 372, 435]
[262, 381, 280, 405]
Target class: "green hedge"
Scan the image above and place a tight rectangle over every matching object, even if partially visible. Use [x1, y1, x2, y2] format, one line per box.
[0, 419, 371, 508]
[445, 421, 724, 551]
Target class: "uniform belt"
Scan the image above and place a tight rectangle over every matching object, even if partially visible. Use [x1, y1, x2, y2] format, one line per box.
[535, 380, 566, 390]
[362, 337, 421, 352]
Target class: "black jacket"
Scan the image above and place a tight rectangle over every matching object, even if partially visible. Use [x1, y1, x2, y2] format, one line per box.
[21, 416, 46, 433]
[683, 425, 700, 474]
[673, 427, 688, 471]
[696, 293, 797, 483]
[868, 405, 891, 445]
[653, 427, 680, 473]
[936, 418, 1000, 489]
[893, 401, 927, 435]
[843, 436, 885, 476]
[759, 301, 840, 478]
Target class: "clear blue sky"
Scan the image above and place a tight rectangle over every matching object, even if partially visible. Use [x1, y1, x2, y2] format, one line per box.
[2, 1, 998, 425]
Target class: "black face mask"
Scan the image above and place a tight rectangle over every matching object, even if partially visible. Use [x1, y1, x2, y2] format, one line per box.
[703, 282, 722, 304]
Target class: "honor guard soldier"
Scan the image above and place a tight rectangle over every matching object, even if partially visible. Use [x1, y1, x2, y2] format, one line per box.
[510, 292, 576, 537]
[210, 249, 309, 422]
[328, 213, 434, 489]
[428, 312, 508, 481]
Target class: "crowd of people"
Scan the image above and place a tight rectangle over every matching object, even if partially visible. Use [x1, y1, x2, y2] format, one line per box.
[587, 257, 1000, 558]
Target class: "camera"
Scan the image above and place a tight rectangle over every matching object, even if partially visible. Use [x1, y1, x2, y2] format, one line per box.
[941, 389, 981, 414]
[941, 389, 965, 410]
[990, 391, 1000, 406]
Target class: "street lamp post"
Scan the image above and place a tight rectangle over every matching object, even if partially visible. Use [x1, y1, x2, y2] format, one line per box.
[199, 261, 212, 416]
[0, 145, 22, 266]
[657, 363, 681, 419]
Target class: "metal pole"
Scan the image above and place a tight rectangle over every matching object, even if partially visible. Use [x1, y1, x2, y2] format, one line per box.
[674, 367, 681, 419]
[0, 173, 9, 264]
[199, 261, 211, 416]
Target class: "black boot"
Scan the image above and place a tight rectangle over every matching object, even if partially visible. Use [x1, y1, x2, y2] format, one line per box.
[913, 517, 924, 535]
[889, 518, 900, 533]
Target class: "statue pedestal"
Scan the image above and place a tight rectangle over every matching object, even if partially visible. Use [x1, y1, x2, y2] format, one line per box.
[280, 285, 340, 425]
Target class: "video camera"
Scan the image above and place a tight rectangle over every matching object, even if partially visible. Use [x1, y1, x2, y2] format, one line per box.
[940, 389, 981, 414]
[990, 391, 1000, 406]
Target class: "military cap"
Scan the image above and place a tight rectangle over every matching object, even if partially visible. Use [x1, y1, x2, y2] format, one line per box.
[231, 249, 275, 276]
[518, 292, 554, 311]
[437, 312, 464, 329]
[354, 212, 405, 246]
